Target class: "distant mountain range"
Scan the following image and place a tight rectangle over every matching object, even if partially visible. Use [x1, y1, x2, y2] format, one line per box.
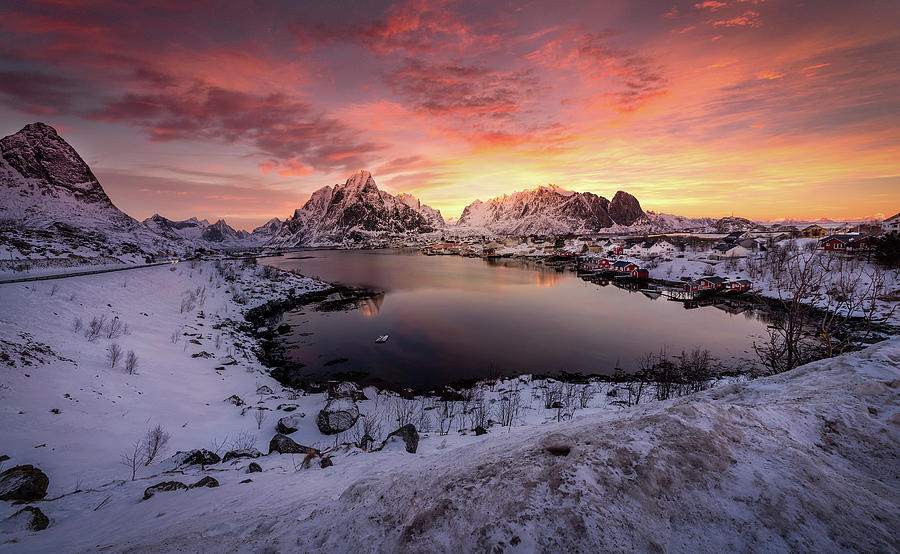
[1, 122, 766, 260]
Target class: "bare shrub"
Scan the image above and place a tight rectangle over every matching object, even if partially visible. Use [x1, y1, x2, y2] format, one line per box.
[390, 397, 416, 428]
[124, 350, 138, 374]
[106, 343, 123, 368]
[85, 315, 105, 341]
[230, 430, 257, 451]
[121, 439, 146, 481]
[143, 424, 170, 465]
[49, 284, 58, 297]
[254, 408, 268, 430]
[209, 435, 229, 456]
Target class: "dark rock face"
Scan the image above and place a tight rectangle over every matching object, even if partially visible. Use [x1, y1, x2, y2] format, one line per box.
[380, 424, 419, 454]
[247, 462, 262, 473]
[189, 476, 219, 489]
[474, 425, 488, 436]
[7, 506, 50, 531]
[180, 449, 221, 466]
[276, 415, 303, 435]
[316, 398, 360, 435]
[608, 191, 644, 226]
[224, 395, 245, 406]
[143, 481, 188, 500]
[320, 457, 333, 469]
[0, 465, 49, 501]
[268, 433, 320, 455]
[222, 448, 262, 462]
[1, 123, 110, 205]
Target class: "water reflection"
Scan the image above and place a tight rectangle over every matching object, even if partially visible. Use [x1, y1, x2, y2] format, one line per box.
[266, 250, 769, 389]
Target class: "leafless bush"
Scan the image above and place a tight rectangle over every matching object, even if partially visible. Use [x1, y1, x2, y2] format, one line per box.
[49, 284, 59, 297]
[143, 424, 170, 465]
[390, 397, 416, 428]
[437, 400, 456, 436]
[121, 439, 146, 481]
[209, 435, 229, 456]
[468, 391, 492, 429]
[85, 315, 105, 341]
[254, 408, 268, 430]
[577, 384, 595, 409]
[230, 430, 257, 451]
[124, 350, 138, 374]
[498, 383, 522, 427]
[541, 381, 564, 409]
[170, 326, 181, 344]
[105, 317, 125, 339]
[106, 343, 123, 368]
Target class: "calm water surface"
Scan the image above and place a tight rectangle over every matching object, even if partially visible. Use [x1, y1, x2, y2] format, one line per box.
[266, 249, 766, 388]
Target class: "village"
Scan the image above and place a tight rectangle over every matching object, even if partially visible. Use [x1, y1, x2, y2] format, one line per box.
[419, 216, 898, 308]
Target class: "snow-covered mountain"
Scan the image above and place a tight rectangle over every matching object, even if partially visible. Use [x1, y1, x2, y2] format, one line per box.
[396, 193, 444, 228]
[251, 217, 284, 242]
[268, 170, 440, 247]
[143, 215, 255, 246]
[455, 185, 647, 235]
[0, 122, 176, 260]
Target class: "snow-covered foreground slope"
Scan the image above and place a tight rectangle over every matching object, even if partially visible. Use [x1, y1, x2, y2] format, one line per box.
[1, 262, 898, 552]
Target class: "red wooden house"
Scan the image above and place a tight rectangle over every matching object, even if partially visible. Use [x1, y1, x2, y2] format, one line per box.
[726, 279, 752, 292]
[630, 268, 649, 279]
[612, 260, 638, 273]
[697, 277, 727, 290]
[820, 235, 869, 251]
[610, 246, 624, 255]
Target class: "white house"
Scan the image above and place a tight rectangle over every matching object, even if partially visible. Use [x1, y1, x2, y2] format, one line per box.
[710, 242, 749, 259]
[882, 213, 900, 233]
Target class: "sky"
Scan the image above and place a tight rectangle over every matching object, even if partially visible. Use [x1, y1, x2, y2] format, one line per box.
[1, 0, 899, 230]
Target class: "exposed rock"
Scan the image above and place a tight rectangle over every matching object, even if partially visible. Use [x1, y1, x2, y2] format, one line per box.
[379, 424, 419, 454]
[277, 403, 299, 412]
[0, 465, 49, 501]
[247, 462, 262, 473]
[316, 397, 360, 435]
[276, 415, 303, 435]
[268, 433, 320, 455]
[327, 382, 368, 402]
[5, 506, 49, 531]
[222, 448, 262, 462]
[607, 190, 645, 226]
[256, 385, 274, 395]
[239, 479, 253, 484]
[474, 425, 488, 436]
[177, 449, 221, 466]
[320, 457, 334, 469]
[189, 476, 219, 489]
[224, 394, 245, 406]
[143, 481, 187, 500]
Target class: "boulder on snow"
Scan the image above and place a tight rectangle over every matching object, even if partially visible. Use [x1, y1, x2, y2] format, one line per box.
[268, 433, 319, 455]
[320, 457, 333, 469]
[4, 506, 49, 531]
[177, 449, 221, 466]
[189, 476, 219, 489]
[224, 394, 245, 406]
[143, 481, 187, 500]
[327, 382, 367, 402]
[276, 415, 303, 435]
[0, 465, 49, 501]
[277, 403, 299, 412]
[256, 385, 273, 395]
[315, 397, 360, 435]
[247, 462, 262, 473]
[222, 448, 262, 462]
[379, 424, 419, 454]
[474, 425, 488, 436]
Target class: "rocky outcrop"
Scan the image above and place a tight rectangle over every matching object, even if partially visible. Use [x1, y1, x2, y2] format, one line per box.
[276, 415, 303, 435]
[268, 433, 320, 455]
[0, 465, 49, 501]
[316, 398, 360, 435]
[379, 424, 419, 454]
[222, 448, 261, 462]
[189, 476, 219, 489]
[607, 191, 645, 226]
[143, 481, 188, 500]
[177, 449, 221, 466]
[5, 506, 50, 531]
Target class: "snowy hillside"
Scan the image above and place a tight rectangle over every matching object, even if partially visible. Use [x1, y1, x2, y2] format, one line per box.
[268, 170, 440, 247]
[396, 192, 444, 228]
[455, 185, 647, 235]
[0, 259, 896, 550]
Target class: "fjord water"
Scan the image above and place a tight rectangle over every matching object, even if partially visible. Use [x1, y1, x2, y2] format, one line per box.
[267, 250, 765, 389]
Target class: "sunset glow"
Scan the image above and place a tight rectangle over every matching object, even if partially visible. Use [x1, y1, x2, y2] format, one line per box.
[2, 0, 898, 228]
